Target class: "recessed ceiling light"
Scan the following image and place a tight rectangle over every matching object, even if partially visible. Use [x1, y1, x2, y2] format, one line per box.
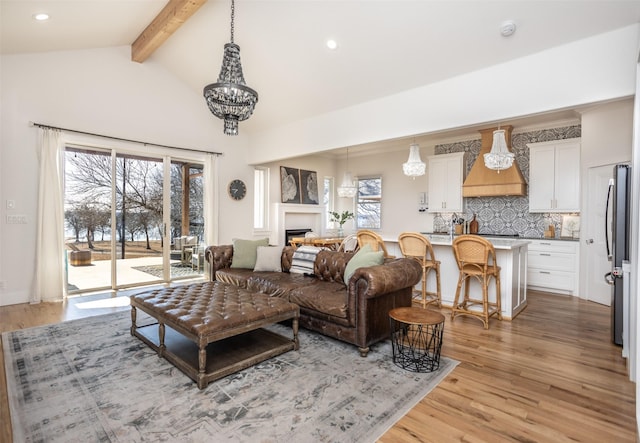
[500, 20, 516, 37]
[33, 13, 50, 21]
[326, 39, 338, 50]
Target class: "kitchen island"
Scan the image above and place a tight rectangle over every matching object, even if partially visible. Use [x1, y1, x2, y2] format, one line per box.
[385, 234, 529, 320]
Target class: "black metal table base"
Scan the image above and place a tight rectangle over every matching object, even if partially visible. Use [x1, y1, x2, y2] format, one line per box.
[389, 319, 444, 373]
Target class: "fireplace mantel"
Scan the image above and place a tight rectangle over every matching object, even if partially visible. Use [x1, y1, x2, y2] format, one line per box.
[274, 203, 326, 246]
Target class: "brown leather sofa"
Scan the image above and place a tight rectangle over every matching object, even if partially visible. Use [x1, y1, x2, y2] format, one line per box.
[205, 245, 422, 357]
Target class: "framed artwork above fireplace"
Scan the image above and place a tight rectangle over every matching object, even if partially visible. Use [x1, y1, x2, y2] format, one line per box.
[280, 167, 318, 205]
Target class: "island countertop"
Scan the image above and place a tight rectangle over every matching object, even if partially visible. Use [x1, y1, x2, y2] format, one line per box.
[421, 233, 531, 250]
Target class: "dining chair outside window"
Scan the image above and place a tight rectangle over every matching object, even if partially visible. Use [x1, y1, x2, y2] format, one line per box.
[337, 233, 359, 253]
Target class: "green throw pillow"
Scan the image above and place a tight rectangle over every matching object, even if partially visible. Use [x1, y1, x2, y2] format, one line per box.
[343, 243, 384, 284]
[231, 238, 270, 269]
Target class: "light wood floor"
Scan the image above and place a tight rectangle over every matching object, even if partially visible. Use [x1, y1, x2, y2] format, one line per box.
[0, 290, 637, 442]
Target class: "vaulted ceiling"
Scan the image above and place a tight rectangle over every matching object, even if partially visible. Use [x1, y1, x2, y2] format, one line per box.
[2, 1, 640, 140]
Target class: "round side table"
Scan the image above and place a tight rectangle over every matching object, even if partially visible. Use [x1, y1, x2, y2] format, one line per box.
[389, 307, 445, 373]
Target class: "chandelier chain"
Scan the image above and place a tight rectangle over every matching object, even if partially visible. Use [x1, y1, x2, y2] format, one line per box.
[230, 0, 235, 43]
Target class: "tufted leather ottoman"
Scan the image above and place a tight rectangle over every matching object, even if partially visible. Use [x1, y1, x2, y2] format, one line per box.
[130, 281, 299, 389]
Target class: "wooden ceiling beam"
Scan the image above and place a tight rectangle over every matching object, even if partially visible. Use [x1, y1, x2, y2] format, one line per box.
[131, 0, 207, 63]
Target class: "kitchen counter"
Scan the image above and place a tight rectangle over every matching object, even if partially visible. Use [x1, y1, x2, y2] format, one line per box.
[422, 232, 580, 242]
[423, 233, 530, 250]
[384, 233, 528, 320]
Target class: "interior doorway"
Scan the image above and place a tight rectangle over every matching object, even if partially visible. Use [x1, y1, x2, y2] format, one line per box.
[585, 163, 616, 306]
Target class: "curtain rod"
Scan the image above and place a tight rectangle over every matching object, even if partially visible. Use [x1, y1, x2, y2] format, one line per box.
[29, 121, 223, 156]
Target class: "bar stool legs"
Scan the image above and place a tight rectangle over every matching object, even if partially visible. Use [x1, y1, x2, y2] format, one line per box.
[451, 270, 502, 329]
[450, 235, 502, 329]
[398, 232, 441, 309]
[419, 260, 441, 309]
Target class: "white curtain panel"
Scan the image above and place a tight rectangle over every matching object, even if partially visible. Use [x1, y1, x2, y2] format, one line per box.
[33, 128, 66, 303]
[203, 153, 219, 248]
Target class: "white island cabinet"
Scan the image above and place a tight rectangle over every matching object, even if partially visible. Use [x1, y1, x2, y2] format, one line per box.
[419, 234, 529, 320]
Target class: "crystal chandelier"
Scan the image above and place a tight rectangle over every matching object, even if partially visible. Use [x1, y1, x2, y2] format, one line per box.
[402, 143, 426, 178]
[203, 0, 258, 136]
[483, 129, 514, 173]
[337, 148, 357, 198]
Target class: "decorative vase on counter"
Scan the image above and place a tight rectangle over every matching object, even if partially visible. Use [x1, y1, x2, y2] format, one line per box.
[469, 214, 479, 234]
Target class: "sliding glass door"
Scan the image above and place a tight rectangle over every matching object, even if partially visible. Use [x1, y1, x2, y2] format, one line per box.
[64, 147, 205, 294]
[114, 153, 164, 287]
[64, 148, 113, 291]
[169, 161, 205, 279]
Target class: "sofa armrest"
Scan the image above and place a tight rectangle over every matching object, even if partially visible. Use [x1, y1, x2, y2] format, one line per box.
[349, 258, 422, 298]
[205, 245, 233, 281]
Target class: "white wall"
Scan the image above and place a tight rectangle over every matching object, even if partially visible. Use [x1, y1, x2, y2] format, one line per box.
[578, 99, 635, 300]
[258, 143, 437, 242]
[0, 46, 254, 306]
[581, 100, 635, 168]
[250, 25, 639, 164]
[344, 147, 436, 239]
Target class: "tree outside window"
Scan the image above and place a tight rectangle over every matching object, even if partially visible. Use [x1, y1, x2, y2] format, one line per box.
[356, 176, 381, 229]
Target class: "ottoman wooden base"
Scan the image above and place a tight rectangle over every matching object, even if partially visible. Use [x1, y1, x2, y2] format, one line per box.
[130, 281, 299, 389]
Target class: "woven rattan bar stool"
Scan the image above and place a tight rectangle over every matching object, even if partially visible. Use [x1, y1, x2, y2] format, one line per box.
[356, 229, 395, 258]
[451, 235, 502, 329]
[398, 232, 441, 309]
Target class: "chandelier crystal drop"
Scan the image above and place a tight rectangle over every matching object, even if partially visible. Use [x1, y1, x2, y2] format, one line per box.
[203, 0, 258, 136]
[483, 129, 514, 173]
[402, 143, 426, 178]
[337, 148, 357, 198]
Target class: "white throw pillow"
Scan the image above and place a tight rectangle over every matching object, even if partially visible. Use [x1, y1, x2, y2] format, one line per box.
[253, 246, 283, 272]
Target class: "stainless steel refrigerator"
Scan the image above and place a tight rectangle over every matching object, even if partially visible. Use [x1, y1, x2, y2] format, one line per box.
[605, 164, 632, 346]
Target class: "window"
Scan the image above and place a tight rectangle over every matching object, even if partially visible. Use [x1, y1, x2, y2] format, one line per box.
[356, 176, 381, 229]
[254, 167, 269, 230]
[323, 176, 334, 227]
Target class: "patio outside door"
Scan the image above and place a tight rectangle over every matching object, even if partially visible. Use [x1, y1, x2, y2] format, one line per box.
[64, 148, 204, 294]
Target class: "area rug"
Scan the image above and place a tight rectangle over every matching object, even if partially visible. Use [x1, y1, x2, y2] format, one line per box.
[132, 263, 201, 278]
[3, 311, 457, 442]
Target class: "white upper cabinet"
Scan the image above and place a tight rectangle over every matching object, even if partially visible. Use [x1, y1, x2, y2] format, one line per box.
[527, 138, 581, 213]
[428, 152, 465, 213]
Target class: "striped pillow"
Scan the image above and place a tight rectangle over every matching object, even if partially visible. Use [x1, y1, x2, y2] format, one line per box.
[290, 245, 321, 275]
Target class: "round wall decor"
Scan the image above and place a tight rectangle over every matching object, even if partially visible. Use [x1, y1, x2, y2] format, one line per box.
[228, 179, 247, 200]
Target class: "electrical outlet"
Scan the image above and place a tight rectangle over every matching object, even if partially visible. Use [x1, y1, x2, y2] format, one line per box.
[6, 199, 15, 210]
[6, 214, 27, 224]
[0, 281, 5, 291]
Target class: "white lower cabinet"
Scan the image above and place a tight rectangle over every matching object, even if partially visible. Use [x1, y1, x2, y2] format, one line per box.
[527, 240, 579, 295]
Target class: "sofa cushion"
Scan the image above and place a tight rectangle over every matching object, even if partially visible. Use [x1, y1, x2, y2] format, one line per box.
[343, 244, 384, 284]
[231, 238, 269, 269]
[247, 272, 316, 298]
[253, 246, 283, 272]
[215, 268, 255, 288]
[289, 280, 349, 319]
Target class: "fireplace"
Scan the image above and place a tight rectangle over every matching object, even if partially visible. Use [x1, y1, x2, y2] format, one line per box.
[285, 228, 312, 246]
[274, 203, 325, 246]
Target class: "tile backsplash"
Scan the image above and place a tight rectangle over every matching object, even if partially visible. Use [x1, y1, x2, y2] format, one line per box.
[433, 125, 581, 238]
